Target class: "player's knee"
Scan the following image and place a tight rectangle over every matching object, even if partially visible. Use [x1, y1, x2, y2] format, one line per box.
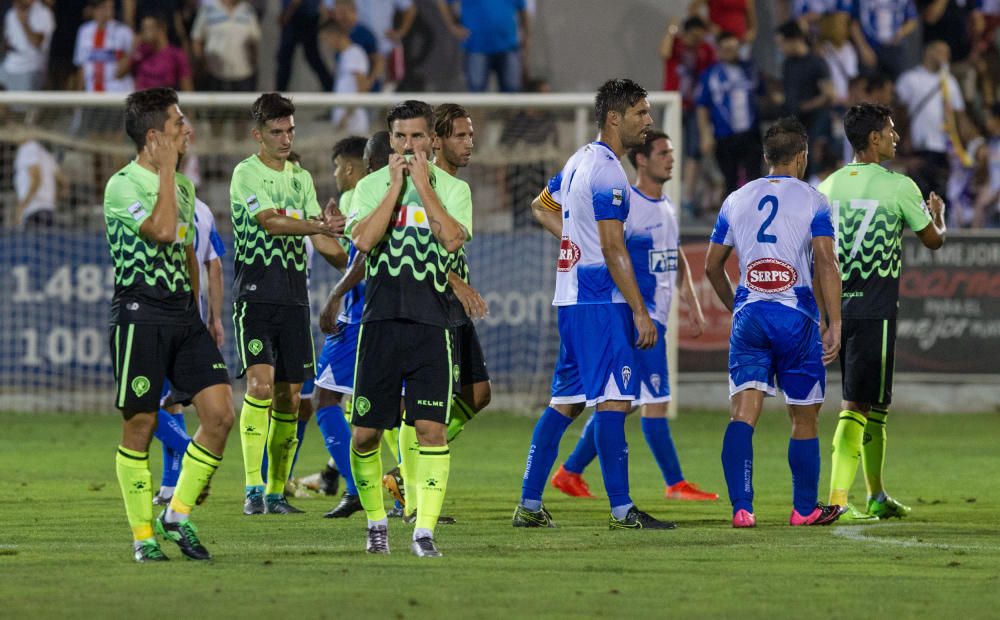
[414, 420, 447, 446]
[313, 387, 342, 410]
[352, 427, 380, 452]
[246, 378, 273, 400]
[551, 402, 585, 418]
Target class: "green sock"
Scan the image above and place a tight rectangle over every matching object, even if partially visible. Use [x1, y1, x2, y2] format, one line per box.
[169, 441, 221, 517]
[265, 410, 298, 496]
[446, 396, 477, 443]
[382, 427, 401, 465]
[350, 446, 387, 522]
[415, 445, 451, 534]
[240, 395, 270, 489]
[398, 423, 420, 516]
[829, 409, 866, 506]
[115, 446, 153, 541]
[862, 408, 888, 499]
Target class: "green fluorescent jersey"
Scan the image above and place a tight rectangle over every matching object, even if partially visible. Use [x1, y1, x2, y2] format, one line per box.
[338, 188, 355, 255]
[230, 155, 321, 306]
[446, 249, 472, 327]
[818, 163, 932, 319]
[347, 163, 473, 327]
[103, 160, 197, 324]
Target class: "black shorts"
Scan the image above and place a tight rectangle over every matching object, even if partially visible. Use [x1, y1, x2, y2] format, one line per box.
[110, 321, 230, 415]
[840, 318, 897, 405]
[352, 320, 457, 430]
[454, 321, 490, 387]
[233, 301, 315, 383]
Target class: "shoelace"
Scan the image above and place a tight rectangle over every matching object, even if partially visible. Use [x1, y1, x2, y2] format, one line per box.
[414, 537, 435, 552]
[369, 529, 388, 549]
[141, 541, 166, 558]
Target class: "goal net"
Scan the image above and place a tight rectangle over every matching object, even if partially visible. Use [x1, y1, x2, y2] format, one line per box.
[0, 91, 681, 413]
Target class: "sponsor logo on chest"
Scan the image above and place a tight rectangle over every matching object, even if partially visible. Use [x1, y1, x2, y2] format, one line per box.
[393, 204, 430, 229]
[746, 258, 797, 293]
[557, 236, 581, 272]
[648, 249, 678, 273]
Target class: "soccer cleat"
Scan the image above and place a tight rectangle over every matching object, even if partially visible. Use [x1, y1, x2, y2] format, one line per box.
[386, 505, 405, 519]
[665, 480, 719, 501]
[133, 539, 169, 562]
[551, 465, 596, 499]
[266, 495, 304, 514]
[155, 512, 211, 560]
[789, 503, 846, 526]
[366, 525, 389, 554]
[838, 503, 880, 524]
[323, 493, 363, 518]
[411, 536, 442, 558]
[320, 463, 340, 496]
[512, 504, 556, 528]
[152, 489, 172, 506]
[867, 495, 911, 519]
[243, 487, 265, 515]
[732, 509, 756, 528]
[382, 467, 405, 507]
[609, 506, 678, 530]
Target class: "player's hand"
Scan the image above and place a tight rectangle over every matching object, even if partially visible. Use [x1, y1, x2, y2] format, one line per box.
[634, 311, 657, 349]
[145, 131, 179, 173]
[406, 149, 431, 186]
[821, 320, 841, 365]
[311, 216, 343, 238]
[319, 295, 342, 335]
[324, 200, 346, 235]
[451, 278, 489, 320]
[689, 308, 707, 338]
[208, 317, 225, 349]
[388, 153, 407, 185]
[928, 192, 946, 219]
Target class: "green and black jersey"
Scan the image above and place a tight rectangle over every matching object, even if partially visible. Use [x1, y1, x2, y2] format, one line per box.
[818, 163, 932, 319]
[446, 250, 472, 327]
[103, 160, 197, 324]
[346, 163, 473, 328]
[230, 155, 321, 306]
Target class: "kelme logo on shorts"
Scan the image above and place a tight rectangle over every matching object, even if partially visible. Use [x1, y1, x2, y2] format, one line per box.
[131, 376, 150, 398]
[354, 396, 371, 416]
[248, 339, 263, 356]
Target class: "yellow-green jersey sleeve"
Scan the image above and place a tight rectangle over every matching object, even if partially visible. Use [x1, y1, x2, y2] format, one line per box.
[345, 172, 382, 238]
[104, 173, 151, 235]
[446, 179, 473, 241]
[230, 161, 276, 217]
[896, 175, 931, 233]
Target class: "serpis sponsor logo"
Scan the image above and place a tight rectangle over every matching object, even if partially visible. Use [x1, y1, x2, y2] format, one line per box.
[745, 258, 797, 293]
[557, 236, 581, 272]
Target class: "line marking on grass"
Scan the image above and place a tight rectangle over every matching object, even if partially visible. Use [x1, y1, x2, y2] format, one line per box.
[832, 523, 1000, 551]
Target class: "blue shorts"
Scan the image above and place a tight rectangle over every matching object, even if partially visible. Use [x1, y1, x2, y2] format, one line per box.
[634, 320, 670, 406]
[300, 378, 315, 400]
[550, 304, 637, 407]
[728, 302, 825, 405]
[315, 321, 360, 395]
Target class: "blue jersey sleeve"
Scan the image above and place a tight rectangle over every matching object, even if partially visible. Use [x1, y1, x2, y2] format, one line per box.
[710, 199, 733, 245]
[696, 70, 712, 108]
[591, 164, 629, 222]
[811, 195, 835, 238]
[209, 225, 226, 258]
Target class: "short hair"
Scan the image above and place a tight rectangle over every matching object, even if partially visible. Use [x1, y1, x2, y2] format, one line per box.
[331, 135, 368, 165]
[141, 13, 168, 29]
[626, 129, 669, 168]
[594, 78, 648, 128]
[88, 0, 111, 7]
[844, 103, 893, 152]
[364, 130, 392, 172]
[434, 103, 470, 139]
[763, 116, 808, 165]
[865, 74, 889, 93]
[251, 92, 295, 128]
[124, 87, 179, 151]
[717, 30, 739, 45]
[777, 20, 805, 41]
[386, 99, 434, 133]
[683, 16, 708, 32]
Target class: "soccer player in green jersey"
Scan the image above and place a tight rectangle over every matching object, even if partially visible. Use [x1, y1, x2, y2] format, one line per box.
[105, 88, 233, 562]
[348, 100, 473, 557]
[231, 93, 348, 515]
[818, 103, 946, 521]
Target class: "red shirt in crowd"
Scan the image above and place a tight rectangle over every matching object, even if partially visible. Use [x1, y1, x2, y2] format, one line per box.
[708, 0, 749, 39]
[132, 42, 190, 90]
[663, 38, 717, 110]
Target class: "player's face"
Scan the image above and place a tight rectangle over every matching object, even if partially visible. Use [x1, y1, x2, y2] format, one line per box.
[876, 118, 899, 160]
[256, 116, 296, 163]
[158, 104, 190, 157]
[439, 117, 474, 169]
[390, 118, 434, 158]
[643, 137, 675, 183]
[333, 154, 356, 192]
[621, 98, 653, 149]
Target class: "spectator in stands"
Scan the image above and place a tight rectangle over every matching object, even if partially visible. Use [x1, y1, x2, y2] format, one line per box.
[437, 0, 529, 93]
[14, 135, 62, 229]
[320, 20, 370, 134]
[356, 0, 416, 86]
[817, 6, 858, 107]
[330, 0, 383, 89]
[689, 0, 757, 46]
[865, 73, 895, 105]
[276, 0, 333, 92]
[74, 0, 134, 93]
[0, 0, 55, 91]
[792, 0, 852, 32]
[897, 40, 969, 199]
[131, 14, 193, 91]
[919, 0, 984, 103]
[122, 0, 191, 51]
[47, 1, 86, 90]
[851, 0, 918, 79]
[191, 0, 261, 92]
[697, 31, 762, 196]
[660, 15, 715, 214]
[946, 136, 991, 227]
[776, 20, 834, 145]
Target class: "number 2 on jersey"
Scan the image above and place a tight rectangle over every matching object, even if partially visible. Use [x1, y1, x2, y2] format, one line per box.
[756, 195, 778, 243]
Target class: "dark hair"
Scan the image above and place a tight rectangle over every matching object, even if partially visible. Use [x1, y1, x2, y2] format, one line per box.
[364, 130, 392, 172]
[683, 16, 708, 32]
[776, 19, 805, 41]
[332, 135, 368, 165]
[251, 92, 295, 128]
[763, 116, 808, 165]
[865, 74, 889, 93]
[434, 103, 470, 139]
[844, 103, 893, 153]
[594, 78, 648, 128]
[717, 30, 739, 44]
[141, 12, 168, 29]
[990, 102, 1000, 118]
[626, 129, 669, 168]
[386, 99, 434, 133]
[124, 87, 179, 151]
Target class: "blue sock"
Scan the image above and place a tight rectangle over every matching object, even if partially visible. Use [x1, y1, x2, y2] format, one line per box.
[287, 419, 308, 480]
[641, 417, 684, 486]
[520, 407, 574, 507]
[161, 443, 183, 488]
[721, 421, 755, 515]
[594, 410, 631, 515]
[315, 405, 357, 496]
[154, 408, 190, 453]
[563, 414, 597, 474]
[788, 437, 820, 516]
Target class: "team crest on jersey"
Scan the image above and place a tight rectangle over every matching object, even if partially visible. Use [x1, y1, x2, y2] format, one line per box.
[612, 188, 624, 206]
[650, 373, 661, 392]
[746, 258, 798, 293]
[557, 236, 581, 272]
[621, 366, 632, 386]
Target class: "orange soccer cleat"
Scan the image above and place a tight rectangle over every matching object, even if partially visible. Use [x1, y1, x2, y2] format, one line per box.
[551, 465, 596, 498]
[665, 480, 720, 501]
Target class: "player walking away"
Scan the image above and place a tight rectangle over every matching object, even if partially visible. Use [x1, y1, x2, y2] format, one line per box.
[534, 130, 718, 502]
[347, 100, 472, 557]
[105, 88, 233, 562]
[705, 117, 845, 528]
[231, 93, 347, 516]
[513, 78, 674, 531]
[818, 103, 946, 522]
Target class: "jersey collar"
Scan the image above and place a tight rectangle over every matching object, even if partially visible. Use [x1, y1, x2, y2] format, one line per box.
[593, 141, 618, 159]
[630, 185, 666, 202]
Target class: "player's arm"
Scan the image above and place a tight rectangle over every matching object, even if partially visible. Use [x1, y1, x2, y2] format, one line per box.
[206, 257, 224, 347]
[812, 235, 842, 365]
[599, 219, 657, 349]
[915, 191, 947, 250]
[448, 271, 488, 320]
[409, 149, 467, 253]
[310, 234, 349, 270]
[138, 134, 180, 244]
[185, 244, 200, 305]
[531, 191, 562, 238]
[351, 154, 407, 253]
[705, 242, 735, 312]
[677, 248, 706, 337]
[319, 252, 366, 334]
[255, 208, 343, 238]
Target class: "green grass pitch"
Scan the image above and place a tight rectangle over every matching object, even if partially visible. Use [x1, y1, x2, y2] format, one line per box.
[1, 409, 999, 618]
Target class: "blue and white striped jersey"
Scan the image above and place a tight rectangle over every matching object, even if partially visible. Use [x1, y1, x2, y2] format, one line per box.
[696, 61, 758, 138]
[853, 0, 916, 47]
[626, 187, 680, 325]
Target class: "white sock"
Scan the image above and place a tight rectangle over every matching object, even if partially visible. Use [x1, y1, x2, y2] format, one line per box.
[164, 507, 188, 524]
[159, 486, 175, 497]
[368, 518, 388, 530]
[414, 527, 433, 541]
